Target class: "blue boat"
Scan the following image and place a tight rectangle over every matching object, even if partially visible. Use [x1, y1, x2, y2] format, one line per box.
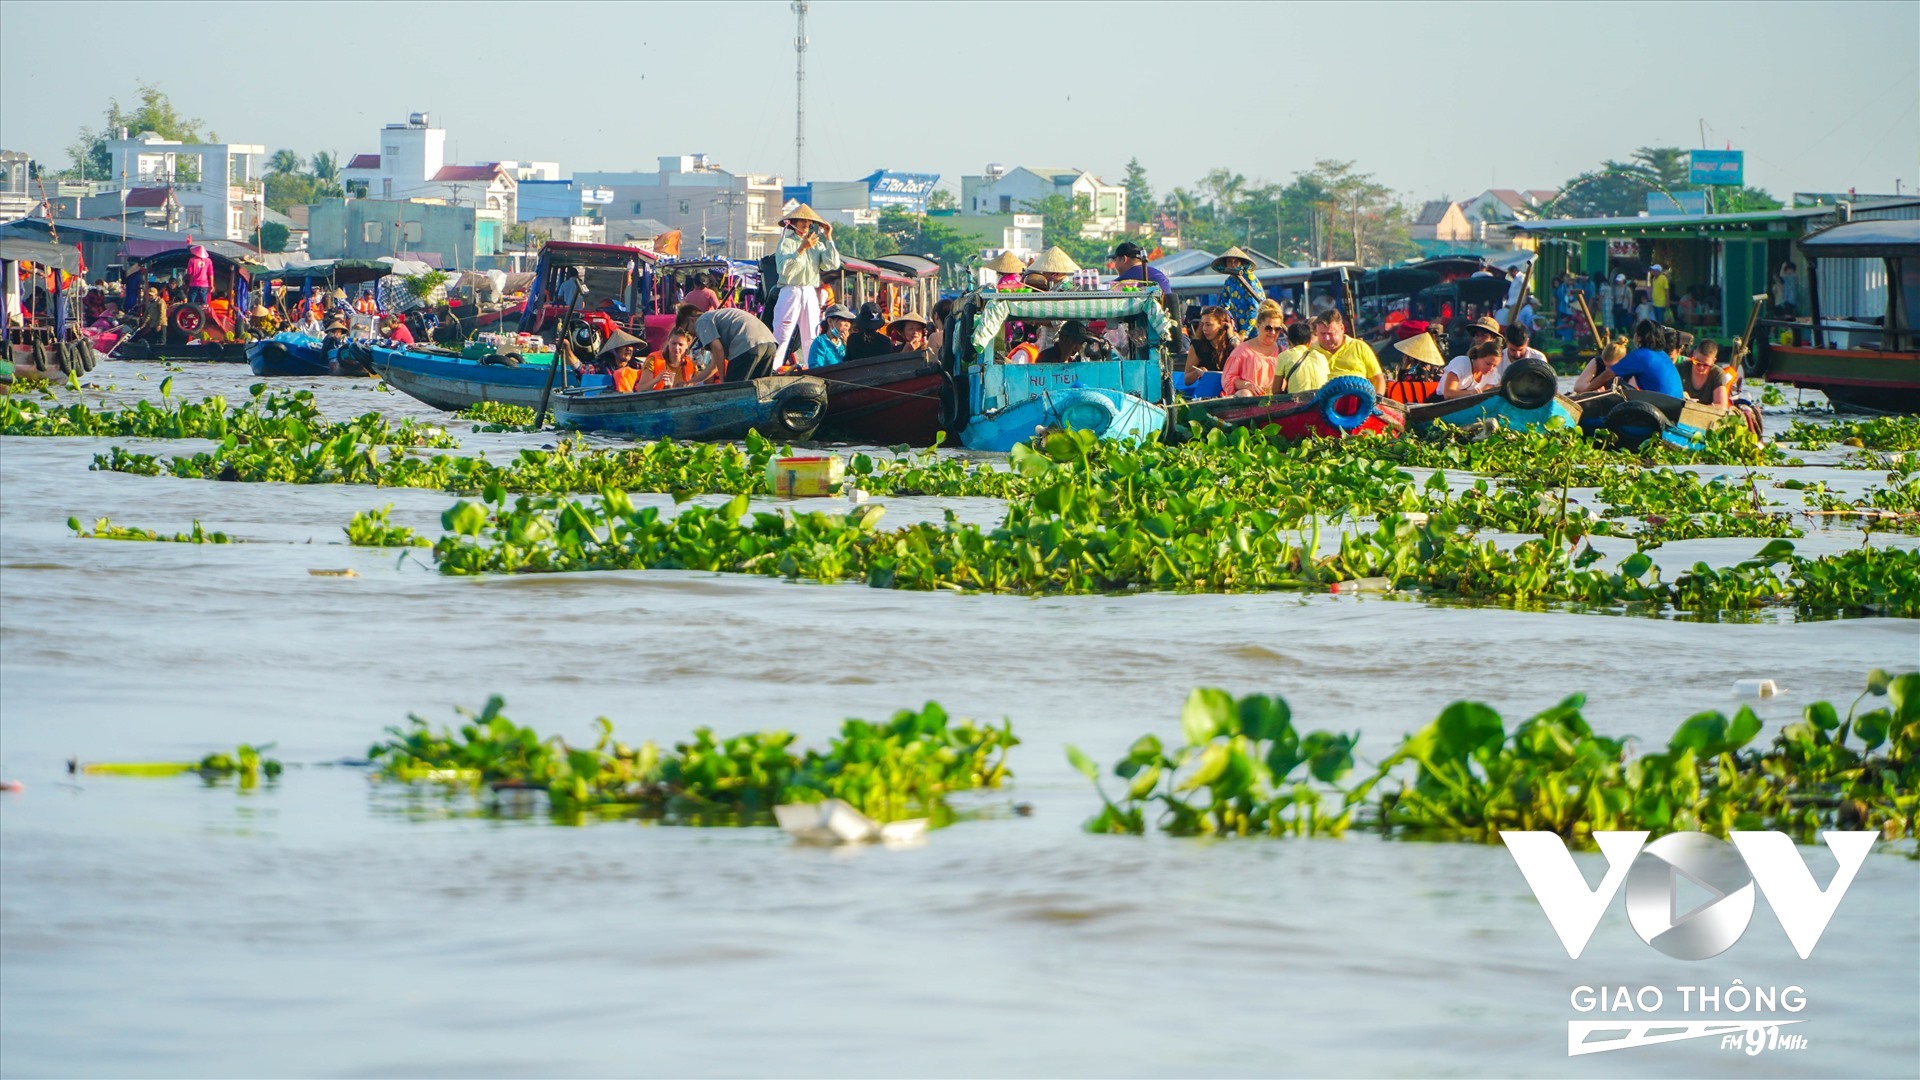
[953, 289, 1173, 452]
[246, 332, 337, 377]
[1407, 386, 1583, 433]
[1571, 386, 1739, 450]
[550, 376, 829, 442]
[366, 342, 610, 411]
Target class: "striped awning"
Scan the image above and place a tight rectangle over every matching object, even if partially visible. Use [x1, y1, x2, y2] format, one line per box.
[971, 290, 1171, 356]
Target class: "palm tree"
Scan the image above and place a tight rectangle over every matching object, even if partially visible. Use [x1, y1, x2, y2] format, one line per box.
[268, 148, 301, 176]
[309, 151, 339, 183]
[1160, 188, 1196, 234]
[1201, 167, 1248, 223]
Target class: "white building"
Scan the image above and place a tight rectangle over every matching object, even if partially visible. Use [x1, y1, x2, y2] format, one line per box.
[959, 165, 1127, 239]
[96, 132, 266, 241]
[338, 114, 519, 223]
[573, 155, 783, 258]
[0, 150, 33, 220]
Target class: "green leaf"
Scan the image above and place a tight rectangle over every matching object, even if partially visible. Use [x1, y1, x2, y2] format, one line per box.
[1064, 744, 1099, 781]
[1889, 673, 1920, 723]
[1727, 706, 1762, 750]
[1181, 688, 1236, 746]
[1237, 694, 1293, 742]
[1670, 711, 1731, 755]
[1866, 669, 1893, 695]
[1853, 707, 1891, 752]
[1433, 701, 1504, 761]
[1126, 764, 1162, 799]
[1803, 701, 1840, 732]
[1620, 552, 1653, 579]
[1179, 742, 1231, 790]
[442, 500, 488, 536]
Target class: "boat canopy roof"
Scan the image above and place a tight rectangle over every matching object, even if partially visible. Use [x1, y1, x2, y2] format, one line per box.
[1799, 218, 1920, 259]
[537, 241, 660, 268]
[263, 257, 436, 284]
[835, 257, 913, 285]
[969, 289, 1172, 354]
[134, 245, 257, 277]
[0, 235, 83, 272]
[871, 253, 940, 278]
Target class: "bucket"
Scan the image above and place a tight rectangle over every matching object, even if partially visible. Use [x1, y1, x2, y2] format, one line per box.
[767, 455, 845, 498]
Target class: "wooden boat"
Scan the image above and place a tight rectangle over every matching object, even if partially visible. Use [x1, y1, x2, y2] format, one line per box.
[551, 376, 829, 442]
[953, 289, 1173, 452]
[1757, 218, 1920, 413]
[812, 347, 953, 445]
[368, 342, 609, 410]
[246, 333, 332, 377]
[1571, 386, 1744, 450]
[109, 246, 257, 362]
[1177, 376, 1407, 441]
[1406, 356, 1580, 433]
[8, 331, 97, 383]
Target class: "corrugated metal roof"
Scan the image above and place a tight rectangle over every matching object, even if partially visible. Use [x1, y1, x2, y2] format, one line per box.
[1512, 206, 1830, 233]
[123, 187, 171, 208]
[431, 164, 504, 182]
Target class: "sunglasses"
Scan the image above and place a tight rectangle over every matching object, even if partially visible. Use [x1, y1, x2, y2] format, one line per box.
[1259, 324, 1283, 333]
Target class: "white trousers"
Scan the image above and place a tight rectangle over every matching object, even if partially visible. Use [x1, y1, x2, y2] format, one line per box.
[771, 285, 822, 369]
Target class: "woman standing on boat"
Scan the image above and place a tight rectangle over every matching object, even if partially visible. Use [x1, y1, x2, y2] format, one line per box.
[769, 204, 841, 369]
[1211, 248, 1267, 337]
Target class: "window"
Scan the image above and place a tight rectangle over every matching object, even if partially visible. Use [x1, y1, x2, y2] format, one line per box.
[184, 207, 204, 229]
[1098, 193, 1118, 218]
[402, 222, 423, 243]
[631, 201, 645, 215]
[748, 198, 765, 225]
[384, 145, 399, 160]
[747, 240, 766, 259]
[382, 179, 392, 198]
[999, 195, 1012, 213]
[364, 222, 384, 243]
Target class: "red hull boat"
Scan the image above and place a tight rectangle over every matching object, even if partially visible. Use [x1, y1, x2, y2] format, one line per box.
[812, 349, 956, 446]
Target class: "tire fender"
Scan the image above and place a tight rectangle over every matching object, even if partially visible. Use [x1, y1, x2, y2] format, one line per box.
[1315, 375, 1378, 432]
[1500, 356, 1558, 410]
[1051, 389, 1118, 436]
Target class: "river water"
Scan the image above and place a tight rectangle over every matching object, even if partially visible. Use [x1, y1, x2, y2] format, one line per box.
[2, 362, 1916, 1078]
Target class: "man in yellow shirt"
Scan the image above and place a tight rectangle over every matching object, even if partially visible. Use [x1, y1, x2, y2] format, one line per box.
[1274, 322, 1329, 393]
[1311, 310, 1384, 393]
[1649, 264, 1671, 324]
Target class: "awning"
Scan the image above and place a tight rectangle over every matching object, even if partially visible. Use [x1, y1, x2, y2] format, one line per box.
[1799, 218, 1920, 259]
[970, 290, 1171, 354]
[0, 236, 83, 272]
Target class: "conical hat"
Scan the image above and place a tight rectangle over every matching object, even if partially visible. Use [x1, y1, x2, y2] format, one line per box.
[886, 311, 929, 332]
[983, 251, 1025, 274]
[596, 328, 646, 356]
[1211, 247, 1258, 271]
[1028, 246, 1080, 275]
[1392, 332, 1445, 367]
[780, 203, 830, 232]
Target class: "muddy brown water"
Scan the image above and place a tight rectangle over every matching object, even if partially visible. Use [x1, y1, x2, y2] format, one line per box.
[2, 363, 1915, 1077]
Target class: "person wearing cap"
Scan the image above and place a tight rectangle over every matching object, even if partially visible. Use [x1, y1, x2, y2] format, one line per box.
[692, 306, 779, 383]
[846, 301, 894, 361]
[1210, 247, 1267, 336]
[983, 250, 1026, 289]
[247, 302, 279, 337]
[1109, 241, 1172, 297]
[807, 303, 857, 368]
[1036, 320, 1092, 364]
[184, 244, 214, 306]
[769, 203, 842, 368]
[1611, 273, 1633, 331]
[1649, 264, 1671, 324]
[887, 311, 930, 353]
[1027, 247, 1080, 292]
[1311, 310, 1385, 393]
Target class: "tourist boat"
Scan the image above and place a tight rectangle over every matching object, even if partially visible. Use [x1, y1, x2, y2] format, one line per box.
[812, 347, 955, 446]
[516, 241, 659, 339]
[108, 246, 257, 362]
[951, 289, 1173, 451]
[2, 233, 96, 383]
[245, 332, 333, 377]
[367, 342, 610, 410]
[550, 376, 829, 442]
[1570, 386, 1745, 450]
[1756, 218, 1919, 413]
[1175, 377, 1407, 441]
[1406, 357, 1580, 432]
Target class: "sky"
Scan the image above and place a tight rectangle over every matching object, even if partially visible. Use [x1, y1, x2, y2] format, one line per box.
[2, 0, 1916, 207]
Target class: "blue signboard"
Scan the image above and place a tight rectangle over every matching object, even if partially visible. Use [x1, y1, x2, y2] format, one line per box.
[1646, 190, 1709, 216]
[1689, 149, 1744, 187]
[861, 170, 940, 212]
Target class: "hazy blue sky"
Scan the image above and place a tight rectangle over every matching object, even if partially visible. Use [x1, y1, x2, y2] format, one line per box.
[3, 0, 1915, 205]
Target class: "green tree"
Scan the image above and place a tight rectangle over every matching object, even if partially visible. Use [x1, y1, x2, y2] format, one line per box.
[1160, 187, 1197, 236]
[1713, 185, 1782, 214]
[1280, 160, 1413, 266]
[268, 149, 301, 176]
[65, 82, 215, 181]
[258, 221, 290, 253]
[263, 172, 343, 213]
[926, 188, 957, 211]
[1630, 147, 1693, 193]
[309, 151, 339, 183]
[1122, 157, 1153, 227]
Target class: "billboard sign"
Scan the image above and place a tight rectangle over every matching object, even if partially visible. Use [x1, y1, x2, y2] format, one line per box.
[1646, 190, 1709, 216]
[1689, 149, 1744, 187]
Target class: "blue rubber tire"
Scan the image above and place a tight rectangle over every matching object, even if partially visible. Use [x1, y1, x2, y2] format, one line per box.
[1052, 389, 1118, 436]
[1316, 375, 1377, 432]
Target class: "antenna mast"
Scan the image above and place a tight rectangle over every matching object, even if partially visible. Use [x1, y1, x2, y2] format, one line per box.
[792, 1, 808, 185]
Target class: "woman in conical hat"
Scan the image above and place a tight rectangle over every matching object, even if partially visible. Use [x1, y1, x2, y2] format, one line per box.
[1027, 246, 1079, 291]
[984, 250, 1025, 288]
[769, 203, 842, 368]
[1211, 246, 1267, 337]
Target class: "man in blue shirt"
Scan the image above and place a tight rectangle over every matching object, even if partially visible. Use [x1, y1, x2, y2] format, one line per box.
[1604, 319, 1684, 397]
[1108, 242, 1172, 296]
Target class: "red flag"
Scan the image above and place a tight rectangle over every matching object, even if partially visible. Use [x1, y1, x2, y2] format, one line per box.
[74, 243, 86, 275]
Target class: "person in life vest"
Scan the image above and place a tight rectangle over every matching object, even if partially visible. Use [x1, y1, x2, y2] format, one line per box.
[595, 329, 650, 393]
[769, 204, 841, 368]
[204, 289, 237, 342]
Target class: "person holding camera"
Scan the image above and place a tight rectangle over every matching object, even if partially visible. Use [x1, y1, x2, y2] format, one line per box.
[769, 204, 841, 368]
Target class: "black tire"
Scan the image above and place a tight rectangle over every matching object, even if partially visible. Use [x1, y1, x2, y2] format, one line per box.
[30, 338, 49, 371]
[501, 352, 524, 367]
[936, 369, 967, 434]
[1604, 400, 1669, 450]
[775, 384, 828, 437]
[169, 303, 207, 337]
[1500, 356, 1558, 410]
[78, 337, 97, 371]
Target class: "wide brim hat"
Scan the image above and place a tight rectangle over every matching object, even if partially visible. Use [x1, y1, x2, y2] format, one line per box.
[330, 288, 348, 300]
[983, 251, 1025, 274]
[1210, 246, 1257, 271]
[249, 303, 270, 317]
[885, 311, 929, 333]
[854, 302, 886, 331]
[324, 319, 349, 332]
[596, 328, 647, 356]
[1028, 246, 1080, 275]
[1469, 315, 1504, 337]
[1392, 332, 1445, 367]
[779, 203, 831, 232]
[822, 303, 857, 322]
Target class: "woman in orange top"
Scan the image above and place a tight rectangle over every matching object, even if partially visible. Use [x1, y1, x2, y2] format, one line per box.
[1220, 300, 1286, 397]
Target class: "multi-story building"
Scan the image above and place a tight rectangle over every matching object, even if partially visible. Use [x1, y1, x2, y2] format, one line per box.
[93, 132, 267, 241]
[338, 114, 519, 224]
[958, 165, 1127, 239]
[574, 155, 783, 258]
[0, 150, 34, 220]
